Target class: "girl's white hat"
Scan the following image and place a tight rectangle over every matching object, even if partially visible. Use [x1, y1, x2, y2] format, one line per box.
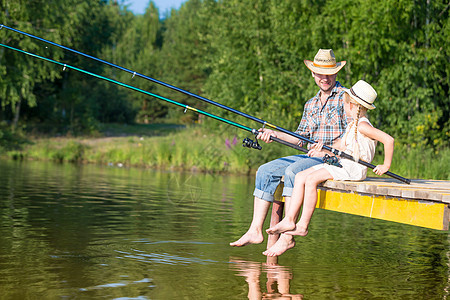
[344, 80, 377, 110]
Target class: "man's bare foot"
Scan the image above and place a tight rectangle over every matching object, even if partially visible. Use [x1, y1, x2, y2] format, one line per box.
[266, 219, 296, 235]
[284, 224, 308, 236]
[262, 235, 295, 257]
[230, 230, 264, 247]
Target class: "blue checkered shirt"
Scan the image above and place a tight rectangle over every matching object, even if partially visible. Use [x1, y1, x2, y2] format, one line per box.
[295, 81, 348, 149]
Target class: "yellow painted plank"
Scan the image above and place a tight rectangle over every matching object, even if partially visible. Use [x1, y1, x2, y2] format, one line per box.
[316, 189, 449, 230]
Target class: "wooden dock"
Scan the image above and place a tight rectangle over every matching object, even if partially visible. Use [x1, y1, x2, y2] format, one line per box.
[265, 177, 450, 262]
[271, 178, 450, 231]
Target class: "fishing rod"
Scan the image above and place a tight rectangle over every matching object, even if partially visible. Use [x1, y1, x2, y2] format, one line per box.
[0, 25, 411, 184]
[0, 42, 310, 155]
[0, 25, 363, 152]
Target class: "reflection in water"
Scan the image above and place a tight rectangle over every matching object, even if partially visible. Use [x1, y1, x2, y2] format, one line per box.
[1, 160, 450, 299]
[230, 258, 303, 300]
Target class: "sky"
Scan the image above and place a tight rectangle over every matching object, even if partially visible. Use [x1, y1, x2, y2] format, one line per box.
[124, 0, 187, 17]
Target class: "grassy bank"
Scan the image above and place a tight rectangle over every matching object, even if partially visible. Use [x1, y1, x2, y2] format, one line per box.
[5, 124, 284, 174]
[4, 124, 449, 180]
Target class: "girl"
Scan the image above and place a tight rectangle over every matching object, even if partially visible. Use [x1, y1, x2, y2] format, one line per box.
[263, 80, 394, 257]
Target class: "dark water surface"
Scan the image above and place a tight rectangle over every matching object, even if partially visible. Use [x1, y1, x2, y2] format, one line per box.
[0, 160, 449, 299]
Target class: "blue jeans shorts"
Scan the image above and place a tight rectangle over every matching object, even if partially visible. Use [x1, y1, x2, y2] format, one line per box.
[253, 155, 323, 202]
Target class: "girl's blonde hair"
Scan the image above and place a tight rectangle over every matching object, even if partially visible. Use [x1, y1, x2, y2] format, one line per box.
[343, 92, 368, 161]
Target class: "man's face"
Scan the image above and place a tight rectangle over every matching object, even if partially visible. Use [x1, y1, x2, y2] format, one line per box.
[313, 72, 337, 93]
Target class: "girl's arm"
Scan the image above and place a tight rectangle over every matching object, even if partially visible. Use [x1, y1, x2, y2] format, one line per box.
[358, 121, 394, 175]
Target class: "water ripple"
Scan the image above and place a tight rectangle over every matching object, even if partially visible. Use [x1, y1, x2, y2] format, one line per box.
[80, 278, 153, 291]
[131, 239, 214, 245]
[116, 249, 218, 265]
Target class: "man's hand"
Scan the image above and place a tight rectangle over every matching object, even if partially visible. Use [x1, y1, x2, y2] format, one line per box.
[257, 128, 277, 143]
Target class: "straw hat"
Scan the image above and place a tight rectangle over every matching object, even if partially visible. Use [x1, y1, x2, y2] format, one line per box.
[344, 80, 377, 110]
[304, 49, 346, 75]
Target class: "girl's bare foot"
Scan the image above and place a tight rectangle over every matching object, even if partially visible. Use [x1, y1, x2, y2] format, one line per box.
[262, 235, 295, 257]
[266, 219, 296, 235]
[230, 230, 264, 247]
[284, 224, 308, 237]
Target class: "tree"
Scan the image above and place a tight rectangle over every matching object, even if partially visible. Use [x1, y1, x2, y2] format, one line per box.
[156, 0, 217, 123]
[100, 2, 163, 124]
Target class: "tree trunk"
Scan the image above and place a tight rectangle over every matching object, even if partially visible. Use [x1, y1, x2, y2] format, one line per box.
[142, 99, 149, 124]
[12, 97, 22, 132]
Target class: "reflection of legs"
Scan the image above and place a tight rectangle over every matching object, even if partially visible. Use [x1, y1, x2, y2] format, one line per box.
[287, 168, 332, 236]
[229, 259, 262, 300]
[230, 197, 270, 247]
[264, 264, 292, 295]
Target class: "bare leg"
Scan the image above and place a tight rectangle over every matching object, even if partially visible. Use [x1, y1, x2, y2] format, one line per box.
[266, 199, 284, 265]
[286, 168, 332, 236]
[230, 197, 271, 247]
[266, 168, 315, 235]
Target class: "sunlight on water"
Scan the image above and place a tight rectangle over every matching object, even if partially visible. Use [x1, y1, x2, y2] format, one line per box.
[0, 160, 449, 299]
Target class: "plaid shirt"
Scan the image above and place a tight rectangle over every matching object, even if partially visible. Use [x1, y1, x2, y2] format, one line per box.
[295, 81, 348, 149]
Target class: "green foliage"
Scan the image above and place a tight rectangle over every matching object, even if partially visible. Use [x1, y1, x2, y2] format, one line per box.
[157, 0, 216, 123]
[53, 141, 87, 163]
[0, 0, 448, 177]
[7, 125, 448, 179]
[373, 143, 450, 180]
[13, 138, 88, 163]
[0, 121, 29, 151]
[208, 0, 448, 149]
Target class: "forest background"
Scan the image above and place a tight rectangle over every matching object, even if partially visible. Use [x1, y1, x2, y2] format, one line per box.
[0, 0, 448, 179]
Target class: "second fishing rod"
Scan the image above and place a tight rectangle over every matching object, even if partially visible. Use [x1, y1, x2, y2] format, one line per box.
[1, 25, 411, 184]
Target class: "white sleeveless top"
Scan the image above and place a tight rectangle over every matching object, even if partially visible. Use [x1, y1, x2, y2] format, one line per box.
[314, 117, 377, 181]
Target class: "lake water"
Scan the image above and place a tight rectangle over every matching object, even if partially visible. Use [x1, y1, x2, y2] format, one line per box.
[0, 160, 449, 299]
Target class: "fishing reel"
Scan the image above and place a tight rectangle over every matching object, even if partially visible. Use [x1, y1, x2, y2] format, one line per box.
[243, 130, 262, 150]
[323, 154, 342, 168]
[242, 137, 262, 150]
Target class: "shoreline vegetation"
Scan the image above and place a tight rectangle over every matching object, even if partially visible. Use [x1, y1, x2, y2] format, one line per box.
[2, 1, 448, 182]
[3, 123, 449, 180]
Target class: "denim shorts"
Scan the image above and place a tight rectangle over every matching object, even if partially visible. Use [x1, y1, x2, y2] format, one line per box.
[253, 155, 323, 202]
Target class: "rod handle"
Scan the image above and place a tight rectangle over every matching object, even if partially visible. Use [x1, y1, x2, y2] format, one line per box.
[270, 136, 411, 185]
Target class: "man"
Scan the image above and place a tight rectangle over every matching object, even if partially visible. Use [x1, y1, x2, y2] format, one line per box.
[230, 49, 347, 247]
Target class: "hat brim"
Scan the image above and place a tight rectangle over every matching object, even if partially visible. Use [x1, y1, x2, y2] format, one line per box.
[343, 88, 376, 110]
[304, 60, 346, 75]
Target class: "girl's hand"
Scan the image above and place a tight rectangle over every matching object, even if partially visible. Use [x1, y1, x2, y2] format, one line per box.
[257, 128, 276, 143]
[373, 164, 390, 175]
[308, 142, 325, 157]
